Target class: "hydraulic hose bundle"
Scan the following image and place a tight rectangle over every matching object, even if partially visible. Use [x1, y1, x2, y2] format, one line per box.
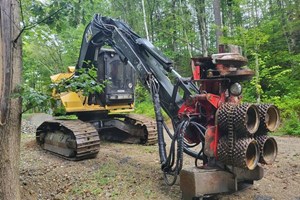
[150, 79, 206, 186]
[152, 88, 184, 186]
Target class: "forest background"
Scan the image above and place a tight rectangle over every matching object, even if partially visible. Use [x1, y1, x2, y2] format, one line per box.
[20, 0, 300, 135]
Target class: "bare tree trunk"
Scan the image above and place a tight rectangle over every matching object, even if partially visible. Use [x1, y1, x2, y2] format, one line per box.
[179, 0, 192, 57]
[141, 0, 150, 40]
[255, 50, 261, 103]
[213, 0, 222, 50]
[277, 0, 300, 54]
[227, 2, 234, 36]
[276, 0, 292, 53]
[171, 0, 177, 53]
[251, 0, 261, 103]
[0, 0, 22, 199]
[195, 0, 208, 56]
[149, 9, 154, 41]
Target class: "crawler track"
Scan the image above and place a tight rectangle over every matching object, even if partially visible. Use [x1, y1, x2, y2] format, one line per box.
[36, 120, 100, 160]
[125, 114, 158, 145]
[101, 113, 158, 145]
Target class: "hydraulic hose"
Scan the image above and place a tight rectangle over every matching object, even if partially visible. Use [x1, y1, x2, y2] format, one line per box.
[183, 145, 204, 159]
[153, 93, 167, 168]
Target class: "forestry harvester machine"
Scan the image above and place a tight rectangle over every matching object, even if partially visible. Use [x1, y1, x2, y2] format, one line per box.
[36, 14, 280, 197]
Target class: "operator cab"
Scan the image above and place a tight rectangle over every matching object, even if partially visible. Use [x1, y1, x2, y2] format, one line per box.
[97, 48, 135, 106]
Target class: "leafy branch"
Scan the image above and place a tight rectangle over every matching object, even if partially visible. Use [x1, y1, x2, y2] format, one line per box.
[51, 66, 107, 96]
[17, 67, 106, 114]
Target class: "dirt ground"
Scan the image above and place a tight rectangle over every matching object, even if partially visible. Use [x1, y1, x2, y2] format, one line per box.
[20, 115, 300, 200]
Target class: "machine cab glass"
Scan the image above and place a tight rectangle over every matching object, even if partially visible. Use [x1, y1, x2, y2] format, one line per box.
[108, 60, 124, 88]
[97, 48, 135, 105]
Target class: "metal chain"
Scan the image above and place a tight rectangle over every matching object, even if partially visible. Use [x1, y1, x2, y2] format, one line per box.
[227, 104, 235, 166]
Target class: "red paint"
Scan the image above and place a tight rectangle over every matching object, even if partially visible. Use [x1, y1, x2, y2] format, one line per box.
[186, 56, 246, 159]
[193, 65, 201, 80]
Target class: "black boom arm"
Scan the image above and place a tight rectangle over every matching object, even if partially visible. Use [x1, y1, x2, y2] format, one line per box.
[76, 14, 198, 122]
[76, 15, 202, 183]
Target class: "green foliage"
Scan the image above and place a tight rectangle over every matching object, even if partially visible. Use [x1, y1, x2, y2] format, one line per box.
[134, 81, 150, 104]
[134, 81, 169, 120]
[55, 115, 78, 120]
[133, 81, 156, 118]
[134, 99, 169, 120]
[19, 66, 106, 114]
[280, 113, 300, 136]
[17, 86, 52, 113]
[221, 0, 300, 135]
[267, 89, 300, 135]
[134, 100, 155, 118]
[51, 67, 106, 96]
[52, 103, 66, 116]
[21, 0, 300, 135]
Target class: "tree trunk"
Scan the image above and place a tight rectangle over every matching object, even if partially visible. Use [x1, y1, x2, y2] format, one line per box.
[213, 0, 222, 50]
[255, 50, 261, 103]
[195, 0, 208, 56]
[179, 0, 192, 57]
[146, 0, 157, 42]
[142, 0, 150, 40]
[0, 0, 22, 199]
[171, 0, 177, 53]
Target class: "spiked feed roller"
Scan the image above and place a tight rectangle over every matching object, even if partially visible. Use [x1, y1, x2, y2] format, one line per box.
[255, 135, 278, 164]
[217, 103, 260, 137]
[217, 136, 260, 170]
[216, 103, 233, 132]
[256, 104, 280, 135]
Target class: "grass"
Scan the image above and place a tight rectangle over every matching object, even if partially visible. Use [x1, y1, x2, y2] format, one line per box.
[21, 113, 34, 120]
[21, 134, 35, 139]
[134, 100, 169, 120]
[70, 163, 128, 199]
[54, 115, 78, 120]
[143, 145, 157, 154]
[67, 150, 176, 200]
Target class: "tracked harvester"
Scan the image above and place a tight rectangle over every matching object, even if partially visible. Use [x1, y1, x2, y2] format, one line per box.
[37, 14, 280, 197]
[36, 48, 157, 160]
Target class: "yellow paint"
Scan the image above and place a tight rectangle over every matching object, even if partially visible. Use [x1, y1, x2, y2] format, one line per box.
[50, 72, 74, 82]
[67, 66, 75, 73]
[51, 66, 135, 114]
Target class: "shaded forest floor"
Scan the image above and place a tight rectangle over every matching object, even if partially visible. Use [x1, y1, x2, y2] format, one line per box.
[20, 114, 300, 200]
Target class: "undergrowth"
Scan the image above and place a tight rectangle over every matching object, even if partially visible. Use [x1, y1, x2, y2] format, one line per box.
[134, 99, 169, 120]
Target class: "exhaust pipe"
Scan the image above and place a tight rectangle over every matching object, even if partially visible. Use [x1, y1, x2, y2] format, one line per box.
[218, 137, 260, 170]
[256, 104, 280, 134]
[217, 103, 260, 137]
[256, 135, 278, 164]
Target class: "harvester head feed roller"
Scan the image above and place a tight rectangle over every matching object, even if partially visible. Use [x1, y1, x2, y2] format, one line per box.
[256, 104, 280, 135]
[255, 135, 278, 164]
[217, 103, 260, 137]
[217, 136, 260, 170]
[235, 103, 260, 136]
[216, 103, 233, 133]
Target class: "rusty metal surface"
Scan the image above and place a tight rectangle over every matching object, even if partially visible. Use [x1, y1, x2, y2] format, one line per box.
[217, 103, 260, 137]
[36, 120, 100, 160]
[255, 135, 278, 164]
[256, 104, 280, 134]
[218, 137, 260, 170]
[212, 53, 248, 67]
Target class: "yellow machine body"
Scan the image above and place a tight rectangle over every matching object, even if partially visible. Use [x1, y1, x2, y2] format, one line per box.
[50, 66, 134, 114]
